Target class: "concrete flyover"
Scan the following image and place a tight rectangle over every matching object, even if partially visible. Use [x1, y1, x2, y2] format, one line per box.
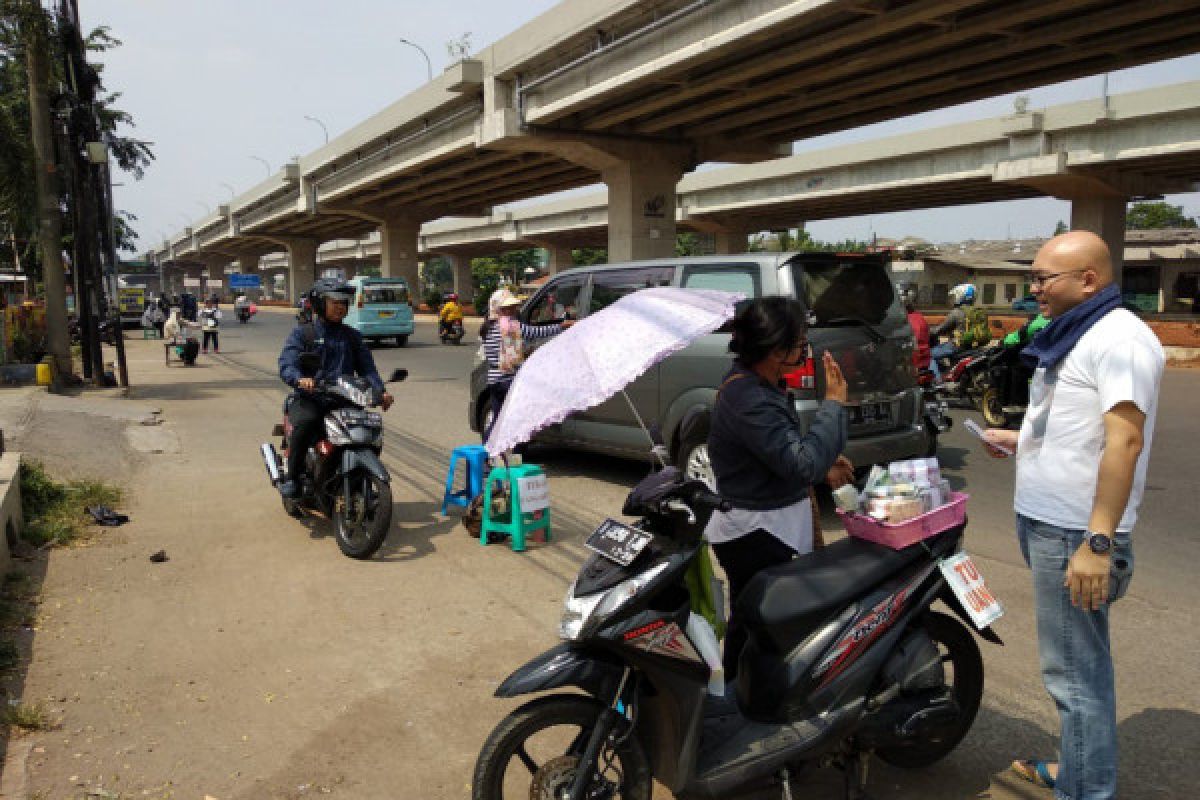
[148, 0, 1200, 299]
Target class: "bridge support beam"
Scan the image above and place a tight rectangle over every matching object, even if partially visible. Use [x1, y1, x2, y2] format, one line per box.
[1069, 195, 1126, 278]
[380, 214, 422, 291]
[602, 155, 684, 262]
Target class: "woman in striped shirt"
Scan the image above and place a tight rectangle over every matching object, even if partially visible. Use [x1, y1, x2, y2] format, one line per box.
[480, 291, 574, 443]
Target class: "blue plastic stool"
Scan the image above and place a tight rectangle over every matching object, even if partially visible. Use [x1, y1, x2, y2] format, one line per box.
[480, 463, 551, 552]
[441, 444, 490, 515]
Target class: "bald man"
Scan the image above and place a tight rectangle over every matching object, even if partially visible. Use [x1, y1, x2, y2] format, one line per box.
[983, 231, 1164, 800]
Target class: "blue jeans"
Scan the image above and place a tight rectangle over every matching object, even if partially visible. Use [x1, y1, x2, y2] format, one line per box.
[1016, 514, 1135, 800]
[930, 342, 957, 380]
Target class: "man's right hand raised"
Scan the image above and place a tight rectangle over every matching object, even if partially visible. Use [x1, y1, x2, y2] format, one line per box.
[298, 377, 316, 392]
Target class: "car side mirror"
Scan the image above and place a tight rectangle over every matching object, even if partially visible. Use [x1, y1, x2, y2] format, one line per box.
[388, 368, 408, 383]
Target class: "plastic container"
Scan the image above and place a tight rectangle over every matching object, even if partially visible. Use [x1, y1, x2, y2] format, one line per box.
[839, 492, 969, 549]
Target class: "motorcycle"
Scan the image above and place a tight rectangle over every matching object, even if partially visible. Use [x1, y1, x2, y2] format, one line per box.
[472, 467, 1000, 800]
[260, 369, 407, 559]
[973, 344, 1033, 428]
[440, 318, 465, 345]
[236, 306, 253, 324]
[933, 344, 993, 412]
[916, 368, 952, 456]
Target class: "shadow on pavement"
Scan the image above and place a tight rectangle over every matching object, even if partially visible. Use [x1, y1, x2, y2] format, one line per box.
[373, 500, 460, 563]
[128, 376, 281, 402]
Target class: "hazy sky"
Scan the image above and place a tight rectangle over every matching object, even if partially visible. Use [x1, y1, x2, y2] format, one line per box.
[83, 1, 1200, 253]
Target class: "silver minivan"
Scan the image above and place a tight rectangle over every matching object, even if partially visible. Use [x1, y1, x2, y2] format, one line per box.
[468, 253, 929, 477]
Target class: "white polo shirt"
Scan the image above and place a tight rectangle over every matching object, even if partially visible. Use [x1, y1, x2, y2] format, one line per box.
[1014, 309, 1164, 533]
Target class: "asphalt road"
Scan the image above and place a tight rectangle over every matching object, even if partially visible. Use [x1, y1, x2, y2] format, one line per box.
[217, 308, 1200, 798]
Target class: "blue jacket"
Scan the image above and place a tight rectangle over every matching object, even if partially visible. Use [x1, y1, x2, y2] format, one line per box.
[278, 318, 385, 394]
[708, 362, 847, 511]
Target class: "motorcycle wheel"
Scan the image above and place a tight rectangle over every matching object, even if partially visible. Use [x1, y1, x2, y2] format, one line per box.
[877, 612, 983, 769]
[980, 385, 1008, 428]
[472, 694, 651, 800]
[333, 471, 393, 559]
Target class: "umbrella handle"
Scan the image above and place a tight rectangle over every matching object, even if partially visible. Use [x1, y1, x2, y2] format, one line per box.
[621, 389, 667, 468]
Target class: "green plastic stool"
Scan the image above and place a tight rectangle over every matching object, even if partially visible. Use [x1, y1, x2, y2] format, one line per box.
[480, 463, 551, 552]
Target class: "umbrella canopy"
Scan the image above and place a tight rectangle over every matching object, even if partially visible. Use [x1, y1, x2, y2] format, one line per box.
[486, 287, 743, 456]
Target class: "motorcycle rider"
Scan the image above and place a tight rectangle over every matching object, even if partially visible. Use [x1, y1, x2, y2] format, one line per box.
[929, 283, 986, 379]
[276, 278, 395, 499]
[899, 283, 931, 373]
[438, 292, 464, 337]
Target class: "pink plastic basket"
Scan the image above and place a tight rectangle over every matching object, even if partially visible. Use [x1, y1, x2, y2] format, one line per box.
[838, 492, 969, 549]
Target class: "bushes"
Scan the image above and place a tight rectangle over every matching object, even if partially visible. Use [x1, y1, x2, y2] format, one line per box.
[18, 460, 123, 547]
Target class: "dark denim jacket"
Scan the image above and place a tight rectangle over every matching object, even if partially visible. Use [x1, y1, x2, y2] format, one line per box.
[708, 362, 847, 511]
[278, 318, 385, 394]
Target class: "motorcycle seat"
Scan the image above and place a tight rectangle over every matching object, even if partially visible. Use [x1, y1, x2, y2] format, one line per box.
[738, 529, 958, 651]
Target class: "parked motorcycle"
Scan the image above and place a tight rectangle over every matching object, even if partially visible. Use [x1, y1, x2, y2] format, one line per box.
[440, 319, 465, 345]
[933, 345, 993, 411]
[236, 306, 252, 324]
[916, 369, 952, 456]
[260, 369, 407, 559]
[472, 467, 999, 800]
[973, 344, 1033, 428]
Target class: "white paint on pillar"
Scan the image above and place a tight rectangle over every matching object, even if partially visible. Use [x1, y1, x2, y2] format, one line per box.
[603, 157, 682, 262]
[1070, 195, 1127, 282]
[286, 239, 319, 302]
[380, 216, 421, 291]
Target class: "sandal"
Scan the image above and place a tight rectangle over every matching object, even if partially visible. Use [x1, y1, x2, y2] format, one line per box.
[1011, 759, 1056, 789]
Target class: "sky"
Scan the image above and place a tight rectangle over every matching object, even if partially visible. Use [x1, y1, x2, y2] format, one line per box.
[83, 1, 1200, 254]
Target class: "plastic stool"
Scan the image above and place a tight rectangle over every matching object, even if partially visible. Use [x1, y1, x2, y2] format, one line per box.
[441, 444, 490, 515]
[480, 463, 551, 552]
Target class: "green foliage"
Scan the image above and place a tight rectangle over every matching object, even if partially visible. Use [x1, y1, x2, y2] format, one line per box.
[0, 639, 17, 672]
[571, 247, 607, 267]
[1053, 220, 1069, 235]
[18, 459, 123, 547]
[1125, 201, 1198, 230]
[423, 288, 443, 309]
[422, 256, 454, 290]
[3, 700, 49, 730]
[748, 229, 870, 253]
[675, 232, 706, 256]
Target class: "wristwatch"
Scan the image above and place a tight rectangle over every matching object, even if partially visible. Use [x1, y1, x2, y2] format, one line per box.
[1085, 531, 1113, 555]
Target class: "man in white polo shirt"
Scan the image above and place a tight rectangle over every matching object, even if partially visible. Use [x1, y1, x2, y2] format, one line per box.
[984, 230, 1164, 800]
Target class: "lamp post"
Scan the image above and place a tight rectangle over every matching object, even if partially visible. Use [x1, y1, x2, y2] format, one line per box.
[398, 37, 433, 81]
[219, 181, 235, 199]
[303, 115, 329, 144]
[250, 155, 272, 177]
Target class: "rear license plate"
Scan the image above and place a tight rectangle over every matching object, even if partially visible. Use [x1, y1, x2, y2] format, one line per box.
[850, 402, 891, 426]
[377, 311, 396, 319]
[585, 518, 653, 566]
[939, 552, 1004, 629]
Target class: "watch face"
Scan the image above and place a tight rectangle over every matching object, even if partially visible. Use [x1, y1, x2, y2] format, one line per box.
[1088, 533, 1112, 554]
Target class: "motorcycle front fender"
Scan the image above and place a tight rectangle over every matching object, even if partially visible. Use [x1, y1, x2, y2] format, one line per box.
[339, 448, 390, 483]
[495, 643, 626, 700]
[939, 586, 1004, 645]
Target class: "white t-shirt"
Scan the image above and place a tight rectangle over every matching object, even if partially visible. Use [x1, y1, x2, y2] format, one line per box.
[704, 496, 813, 555]
[1014, 309, 1164, 532]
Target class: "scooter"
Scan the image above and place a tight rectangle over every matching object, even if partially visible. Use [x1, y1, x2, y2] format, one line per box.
[236, 306, 253, 323]
[472, 467, 1000, 800]
[440, 318, 465, 345]
[916, 369, 952, 456]
[260, 369, 407, 559]
[933, 344, 994, 411]
[973, 344, 1033, 428]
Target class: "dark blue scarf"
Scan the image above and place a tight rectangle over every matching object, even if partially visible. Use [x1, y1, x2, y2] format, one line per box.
[1021, 283, 1122, 370]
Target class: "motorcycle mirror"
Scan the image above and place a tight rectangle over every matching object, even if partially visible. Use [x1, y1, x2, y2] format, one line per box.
[388, 368, 408, 383]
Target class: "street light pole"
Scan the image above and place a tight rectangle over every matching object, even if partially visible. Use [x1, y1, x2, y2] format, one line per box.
[303, 115, 329, 144]
[398, 37, 433, 82]
[250, 155, 272, 177]
[219, 181, 236, 199]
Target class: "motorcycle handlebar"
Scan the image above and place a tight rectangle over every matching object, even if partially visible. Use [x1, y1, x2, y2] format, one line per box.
[684, 485, 732, 514]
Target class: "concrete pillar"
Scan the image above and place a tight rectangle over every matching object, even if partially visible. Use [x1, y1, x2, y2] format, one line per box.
[1069, 194, 1127, 283]
[543, 243, 574, 275]
[446, 254, 474, 306]
[379, 215, 421, 291]
[602, 156, 684, 262]
[713, 230, 749, 255]
[284, 238, 319, 303]
[180, 264, 205, 297]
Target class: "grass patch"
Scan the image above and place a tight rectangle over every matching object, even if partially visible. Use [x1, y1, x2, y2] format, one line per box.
[18, 460, 123, 548]
[3, 701, 50, 731]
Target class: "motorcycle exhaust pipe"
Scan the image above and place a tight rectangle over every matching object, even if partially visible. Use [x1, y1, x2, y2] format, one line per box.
[260, 442, 282, 485]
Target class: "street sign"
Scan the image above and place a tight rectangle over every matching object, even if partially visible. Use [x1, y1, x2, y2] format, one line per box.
[229, 273, 262, 289]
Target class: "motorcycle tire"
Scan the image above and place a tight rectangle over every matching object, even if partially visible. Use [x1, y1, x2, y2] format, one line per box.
[980, 385, 1008, 428]
[333, 471, 393, 560]
[472, 694, 651, 800]
[876, 612, 983, 769]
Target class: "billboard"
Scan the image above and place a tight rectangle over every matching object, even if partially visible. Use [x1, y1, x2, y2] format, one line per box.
[229, 273, 262, 289]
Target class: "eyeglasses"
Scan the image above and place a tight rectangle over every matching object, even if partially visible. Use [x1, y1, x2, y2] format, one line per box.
[1029, 269, 1086, 288]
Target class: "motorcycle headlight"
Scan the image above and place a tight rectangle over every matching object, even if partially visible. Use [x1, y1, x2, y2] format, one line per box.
[324, 415, 352, 446]
[558, 562, 669, 642]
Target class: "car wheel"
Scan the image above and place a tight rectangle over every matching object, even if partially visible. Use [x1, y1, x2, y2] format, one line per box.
[677, 425, 714, 489]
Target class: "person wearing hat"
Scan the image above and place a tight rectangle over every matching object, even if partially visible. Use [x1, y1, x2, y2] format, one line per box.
[479, 289, 574, 443]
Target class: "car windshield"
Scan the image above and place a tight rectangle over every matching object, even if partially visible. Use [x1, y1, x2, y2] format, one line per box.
[790, 258, 901, 327]
[363, 285, 408, 304]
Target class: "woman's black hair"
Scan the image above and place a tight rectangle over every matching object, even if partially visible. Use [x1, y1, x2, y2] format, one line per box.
[728, 296, 808, 366]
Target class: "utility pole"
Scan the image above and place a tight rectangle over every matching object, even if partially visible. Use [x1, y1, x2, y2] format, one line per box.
[23, 1, 72, 380]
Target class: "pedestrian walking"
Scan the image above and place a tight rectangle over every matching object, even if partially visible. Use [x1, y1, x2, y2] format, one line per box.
[983, 231, 1164, 800]
[199, 297, 222, 353]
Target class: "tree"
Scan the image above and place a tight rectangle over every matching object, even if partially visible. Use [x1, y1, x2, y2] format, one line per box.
[1053, 220, 1069, 235]
[1125, 201, 1198, 230]
[571, 247, 606, 266]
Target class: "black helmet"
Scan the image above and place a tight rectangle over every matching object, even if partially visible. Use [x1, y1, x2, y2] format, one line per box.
[307, 278, 354, 317]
